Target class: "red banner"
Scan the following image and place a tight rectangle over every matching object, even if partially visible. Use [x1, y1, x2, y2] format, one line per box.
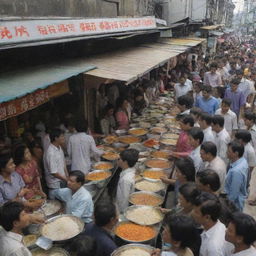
[0, 81, 69, 121]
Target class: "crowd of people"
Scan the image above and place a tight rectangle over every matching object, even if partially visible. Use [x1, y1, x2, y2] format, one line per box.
[0, 36, 256, 256]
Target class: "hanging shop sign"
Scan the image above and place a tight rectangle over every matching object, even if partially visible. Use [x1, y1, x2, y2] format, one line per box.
[0, 16, 156, 46]
[0, 81, 69, 121]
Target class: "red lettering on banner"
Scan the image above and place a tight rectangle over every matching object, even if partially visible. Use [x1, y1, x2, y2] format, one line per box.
[58, 24, 69, 33]
[80, 22, 96, 32]
[47, 25, 57, 34]
[37, 26, 48, 35]
[15, 26, 30, 37]
[0, 27, 12, 39]
[66, 24, 75, 32]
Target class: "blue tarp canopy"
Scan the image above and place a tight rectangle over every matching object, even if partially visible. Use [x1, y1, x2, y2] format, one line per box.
[0, 59, 96, 103]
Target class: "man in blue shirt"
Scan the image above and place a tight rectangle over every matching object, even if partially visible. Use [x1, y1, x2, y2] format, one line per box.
[52, 170, 93, 223]
[195, 85, 219, 115]
[84, 201, 118, 256]
[225, 141, 248, 211]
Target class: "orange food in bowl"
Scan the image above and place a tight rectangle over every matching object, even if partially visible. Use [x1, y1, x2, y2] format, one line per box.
[151, 127, 167, 134]
[151, 151, 169, 159]
[86, 171, 111, 181]
[143, 170, 166, 180]
[104, 135, 118, 144]
[130, 193, 163, 206]
[94, 162, 113, 170]
[145, 159, 171, 169]
[143, 139, 159, 148]
[115, 222, 156, 242]
[128, 128, 148, 136]
[102, 152, 119, 161]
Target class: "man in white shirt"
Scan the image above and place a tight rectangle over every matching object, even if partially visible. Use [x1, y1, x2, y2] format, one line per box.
[44, 128, 69, 199]
[199, 113, 215, 143]
[192, 192, 226, 256]
[177, 95, 193, 116]
[225, 212, 256, 256]
[116, 149, 139, 213]
[235, 130, 256, 174]
[0, 201, 44, 256]
[188, 127, 204, 173]
[174, 76, 192, 100]
[236, 69, 253, 103]
[68, 119, 104, 175]
[212, 115, 231, 164]
[243, 111, 256, 150]
[215, 99, 238, 136]
[203, 62, 222, 88]
[200, 142, 226, 193]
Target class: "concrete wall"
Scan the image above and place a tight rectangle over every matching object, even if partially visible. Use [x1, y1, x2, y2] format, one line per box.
[165, 0, 207, 25]
[0, 0, 157, 18]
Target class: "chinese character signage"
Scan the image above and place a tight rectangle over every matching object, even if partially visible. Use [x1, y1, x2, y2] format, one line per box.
[0, 17, 156, 46]
[0, 81, 69, 121]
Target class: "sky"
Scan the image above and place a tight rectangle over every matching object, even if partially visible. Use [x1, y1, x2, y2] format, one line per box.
[234, 0, 244, 13]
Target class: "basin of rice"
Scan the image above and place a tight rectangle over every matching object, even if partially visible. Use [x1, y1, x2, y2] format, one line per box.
[41, 216, 83, 241]
[135, 180, 165, 192]
[125, 206, 163, 225]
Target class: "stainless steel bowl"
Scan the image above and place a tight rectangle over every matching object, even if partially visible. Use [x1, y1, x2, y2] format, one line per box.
[124, 205, 164, 226]
[92, 161, 114, 171]
[31, 246, 70, 256]
[142, 168, 167, 182]
[129, 191, 164, 207]
[115, 129, 127, 136]
[85, 170, 112, 188]
[114, 221, 158, 244]
[111, 243, 154, 256]
[40, 214, 84, 242]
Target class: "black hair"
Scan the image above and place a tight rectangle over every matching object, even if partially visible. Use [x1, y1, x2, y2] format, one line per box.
[115, 97, 128, 110]
[199, 112, 212, 125]
[210, 62, 218, 69]
[212, 115, 225, 127]
[222, 98, 232, 107]
[103, 104, 114, 116]
[236, 69, 244, 76]
[235, 129, 252, 143]
[175, 157, 195, 182]
[230, 78, 240, 85]
[181, 115, 194, 127]
[188, 127, 204, 145]
[202, 85, 212, 93]
[230, 212, 256, 245]
[49, 128, 64, 143]
[0, 153, 12, 173]
[13, 144, 28, 166]
[177, 95, 194, 109]
[69, 234, 97, 256]
[228, 141, 244, 158]
[69, 170, 85, 186]
[244, 111, 256, 123]
[179, 182, 201, 204]
[164, 214, 199, 249]
[0, 201, 24, 231]
[216, 86, 225, 99]
[219, 197, 238, 227]
[94, 201, 117, 227]
[201, 141, 217, 157]
[190, 107, 202, 118]
[75, 118, 88, 133]
[120, 148, 139, 167]
[194, 192, 221, 221]
[196, 169, 220, 192]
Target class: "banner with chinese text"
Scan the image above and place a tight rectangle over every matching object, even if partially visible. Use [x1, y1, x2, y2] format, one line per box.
[0, 16, 156, 46]
[0, 81, 69, 121]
